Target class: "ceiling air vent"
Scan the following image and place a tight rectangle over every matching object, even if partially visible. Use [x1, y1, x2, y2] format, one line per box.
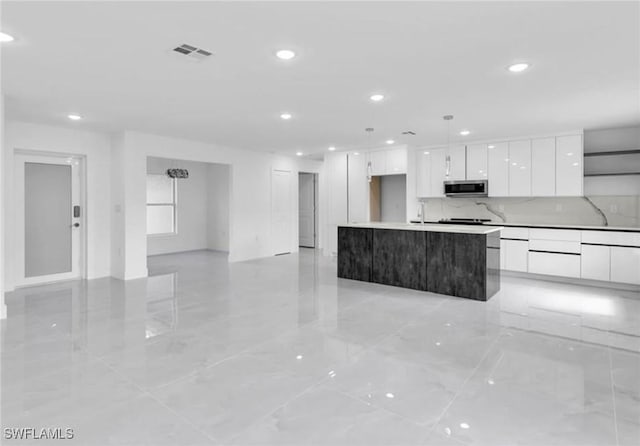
[171, 43, 213, 62]
[402, 131, 416, 135]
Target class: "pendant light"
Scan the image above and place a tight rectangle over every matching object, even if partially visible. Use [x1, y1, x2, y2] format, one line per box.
[365, 127, 374, 183]
[443, 115, 453, 178]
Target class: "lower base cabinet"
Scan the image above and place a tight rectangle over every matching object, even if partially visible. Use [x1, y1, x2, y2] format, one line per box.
[581, 244, 610, 281]
[372, 229, 427, 290]
[502, 240, 529, 272]
[528, 251, 581, 278]
[337, 227, 372, 282]
[611, 246, 640, 285]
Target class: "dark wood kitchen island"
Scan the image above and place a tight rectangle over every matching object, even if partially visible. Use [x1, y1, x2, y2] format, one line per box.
[338, 223, 502, 301]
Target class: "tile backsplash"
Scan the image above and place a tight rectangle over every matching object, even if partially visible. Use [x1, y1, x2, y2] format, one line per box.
[417, 195, 640, 228]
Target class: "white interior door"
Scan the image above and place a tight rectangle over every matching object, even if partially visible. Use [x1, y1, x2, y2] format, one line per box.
[298, 172, 315, 248]
[15, 153, 83, 286]
[272, 169, 292, 255]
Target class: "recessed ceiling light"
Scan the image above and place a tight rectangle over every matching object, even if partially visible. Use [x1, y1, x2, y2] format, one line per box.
[276, 49, 296, 60]
[328, 146, 336, 151]
[0, 32, 15, 42]
[68, 114, 82, 121]
[488, 145, 495, 149]
[459, 130, 470, 136]
[424, 151, 430, 155]
[370, 94, 385, 102]
[385, 393, 395, 399]
[386, 140, 395, 145]
[508, 62, 530, 73]
[296, 151, 303, 156]
[353, 152, 360, 156]
[280, 113, 292, 120]
[460, 423, 470, 430]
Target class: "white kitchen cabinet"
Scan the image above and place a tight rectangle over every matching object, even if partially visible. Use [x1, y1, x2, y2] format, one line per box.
[581, 244, 610, 281]
[556, 134, 583, 196]
[508, 140, 532, 196]
[416, 149, 432, 197]
[503, 239, 529, 272]
[368, 150, 387, 176]
[466, 144, 488, 180]
[429, 148, 447, 197]
[610, 246, 640, 285]
[347, 152, 368, 223]
[529, 251, 581, 278]
[446, 145, 466, 181]
[531, 137, 556, 196]
[386, 147, 407, 174]
[488, 142, 509, 197]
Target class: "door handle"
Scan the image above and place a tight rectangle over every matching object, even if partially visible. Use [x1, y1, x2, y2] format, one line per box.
[73, 223, 80, 228]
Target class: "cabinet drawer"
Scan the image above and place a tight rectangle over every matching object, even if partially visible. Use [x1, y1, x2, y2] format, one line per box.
[528, 251, 581, 278]
[530, 228, 581, 242]
[501, 227, 529, 240]
[582, 230, 640, 247]
[529, 239, 581, 254]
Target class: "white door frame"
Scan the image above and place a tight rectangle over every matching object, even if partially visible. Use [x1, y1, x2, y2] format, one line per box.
[14, 150, 87, 287]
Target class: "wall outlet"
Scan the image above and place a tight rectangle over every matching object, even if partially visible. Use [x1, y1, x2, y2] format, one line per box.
[498, 205, 505, 212]
[610, 204, 618, 214]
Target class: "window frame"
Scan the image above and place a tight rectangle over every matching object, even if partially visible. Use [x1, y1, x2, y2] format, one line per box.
[146, 173, 178, 236]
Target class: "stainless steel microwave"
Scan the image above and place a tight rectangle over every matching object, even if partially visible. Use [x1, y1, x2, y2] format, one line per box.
[443, 180, 488, 197]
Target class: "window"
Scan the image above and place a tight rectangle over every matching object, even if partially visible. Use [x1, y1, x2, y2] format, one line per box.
[146, 174, 176, 235]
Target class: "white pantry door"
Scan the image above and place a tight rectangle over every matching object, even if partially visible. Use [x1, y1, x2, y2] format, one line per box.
[14, 153, 83, 286]
[298, 172, 315, 248]
[271, 169, 292, 255]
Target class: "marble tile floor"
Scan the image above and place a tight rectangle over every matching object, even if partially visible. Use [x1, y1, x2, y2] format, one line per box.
[1, 249, 639, 445]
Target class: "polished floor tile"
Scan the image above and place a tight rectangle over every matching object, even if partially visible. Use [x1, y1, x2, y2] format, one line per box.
[1, 249, 639, 445]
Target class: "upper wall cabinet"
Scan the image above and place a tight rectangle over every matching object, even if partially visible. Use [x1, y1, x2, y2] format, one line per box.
[466, 144, 488, 180]
[531, 138, 556, 196]
[367, 147, 407, 176]
[368, 150, 387, 176]
[556, 134, 583, 196]
[508, 140, 532, 197]
[416, 133, 583, 198]
[487, 143, 509, 197]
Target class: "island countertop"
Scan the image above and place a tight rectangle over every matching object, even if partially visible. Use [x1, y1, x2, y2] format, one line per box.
[339, 222, 503, 235]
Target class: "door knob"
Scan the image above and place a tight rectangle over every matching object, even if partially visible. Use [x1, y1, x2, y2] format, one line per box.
[73, 223, 80, 228]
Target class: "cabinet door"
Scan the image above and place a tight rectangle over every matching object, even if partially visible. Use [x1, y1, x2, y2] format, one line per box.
[581, 244, 610, 281]
[348, 152, 368, 223]
[416, 149, 432, 197]
[610, 246, 640, 284]
[508, 140, 532, 196]
[368, 151, 387, 176]
[556, 135, 583, 196]
[447, 145, 466, 181]
[504, 239, 529, 272]
[467, 144, 488, 180]
[429, 148, 447, 197]
[488, 143, 509, 197]
[386, 148, 407, 174]
[531, 138, 556, 196]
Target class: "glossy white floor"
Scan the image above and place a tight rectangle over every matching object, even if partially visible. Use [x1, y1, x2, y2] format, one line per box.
[1, 249, 639, 446]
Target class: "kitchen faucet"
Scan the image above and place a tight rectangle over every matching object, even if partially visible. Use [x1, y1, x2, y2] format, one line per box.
[417, 200, 426, 225]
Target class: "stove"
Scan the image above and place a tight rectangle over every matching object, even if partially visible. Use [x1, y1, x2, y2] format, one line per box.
[438, 218, 492, 225]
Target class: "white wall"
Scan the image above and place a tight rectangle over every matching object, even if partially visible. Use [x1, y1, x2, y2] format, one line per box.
[147, 158, 209, 256]
[207, 163, 230, 252]
[111, 130, 322, 279]
[4, 121, 112, 291]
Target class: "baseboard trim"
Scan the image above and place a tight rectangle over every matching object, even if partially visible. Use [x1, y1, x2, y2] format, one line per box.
[501, 270, 640, 293]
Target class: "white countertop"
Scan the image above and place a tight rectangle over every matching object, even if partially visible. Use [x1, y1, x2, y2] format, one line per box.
[340, 222, 503, 235]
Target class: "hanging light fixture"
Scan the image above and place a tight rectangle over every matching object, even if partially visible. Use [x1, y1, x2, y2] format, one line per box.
[443, 115, 453, 178]
[365, 127, 374, 183]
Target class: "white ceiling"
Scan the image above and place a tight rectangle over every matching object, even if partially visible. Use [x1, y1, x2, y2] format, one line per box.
[2, 1, 639, 156]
